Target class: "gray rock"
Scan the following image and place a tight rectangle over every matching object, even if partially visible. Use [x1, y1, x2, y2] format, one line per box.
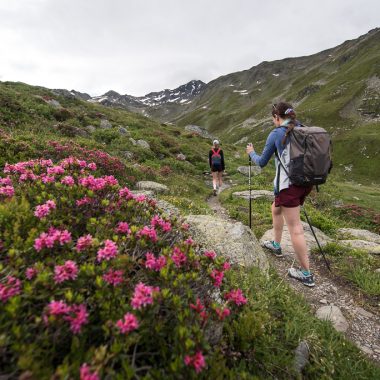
[46, 99, 61, 108]
[136, 181, 169, 194]
[129, 138, 137, 146]
[261, 222, 332, 255]
[319, 299, 328, 304]
[184, 215, 269, 272]
[131, 190, 155, 198]
[100, 119, 112, 129]
[122, 151, 134, 160]
[176, 153, 186, 161]
[118, 127, 129, 135]
[155, 199, 181, 217]
[136, 139, 150, 149]
[237, 166, 262, 176]
[232, 190, 274, 201]
[375, 268, 380, 273]
[184, 124, 215, 139]
[338, 240, 380, 254]
[337, 228, 380, 244]
[294, 341, 310, 374]
[85, 125, 96, 133]
[356, 307, 374, 318]
[316, 305, 349, 332]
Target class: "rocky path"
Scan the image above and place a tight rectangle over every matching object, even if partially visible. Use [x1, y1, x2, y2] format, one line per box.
[207, 190, 380, 363]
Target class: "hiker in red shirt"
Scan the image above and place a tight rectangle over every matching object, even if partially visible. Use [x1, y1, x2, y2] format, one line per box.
[209, 140, 225, 196]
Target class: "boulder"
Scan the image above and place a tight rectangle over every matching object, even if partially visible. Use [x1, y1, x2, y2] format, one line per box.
[337, 228, 380, 244]
[136, 139, 150, 150]
[315, 305, 349, 332]
[184, 125, 215, 139]
[131, 190, 155, 198]
[184, 215, 269, 272]
[232, 190, 274, 201]
[100, 119, 112, 129]
[136, 181, 169, 194]
[122, 151, 134, 160]
[155, 199, 181, 217]
[294, 341, 310, 374]
[237, 166, 262, 176]
[176, 153, 186, 161]
[338, 240, 380, 255]
[260, 222, 332, 255]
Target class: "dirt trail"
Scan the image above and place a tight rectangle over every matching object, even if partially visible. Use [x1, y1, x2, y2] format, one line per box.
[206, 190, 380, 363]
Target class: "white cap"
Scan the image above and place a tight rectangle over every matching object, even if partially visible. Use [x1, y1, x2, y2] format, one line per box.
[213, 139, 220, 145]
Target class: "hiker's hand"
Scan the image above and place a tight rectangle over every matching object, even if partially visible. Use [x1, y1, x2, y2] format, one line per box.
[246, 143, 254, 154]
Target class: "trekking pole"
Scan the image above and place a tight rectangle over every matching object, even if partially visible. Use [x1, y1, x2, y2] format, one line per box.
[301, 205, 331, 272]
[248, 155, 252, 229]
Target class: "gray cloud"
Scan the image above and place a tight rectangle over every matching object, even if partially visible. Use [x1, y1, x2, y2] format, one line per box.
[0, 0, 379, 96]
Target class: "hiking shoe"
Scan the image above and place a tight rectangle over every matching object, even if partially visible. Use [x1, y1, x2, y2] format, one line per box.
[213, 189, 217, 196]
[262, 240, 283, 257]
[288, 267, 315, 287]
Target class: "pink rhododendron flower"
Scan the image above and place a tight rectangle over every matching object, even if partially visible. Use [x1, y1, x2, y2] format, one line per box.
[115, 222, 130, 234]
[65, 304, 88, 334]
[116, 312, 139, 334]
[215, 307, 231, 320]
[224, 289, 247, 306]
[171, 247, 187, 268]
[41, 175, 56, 183]
[0, 276, 21, 302]
[103, 269, 124, 286]
[210, 269, 224, 288]
[97, 240, 118, 262]
[185, 237, 194, 245]
[181, 223, 190, 230]
[25, 267, 38, 280]
[80, 364, 99, 380]
[87, 162, 97, 171]
[137, 226, 158, 242]
[47, 300, 70, 315]
[150, 215, 172, 232]
[61, 176, 75, 186]
[204, 250, 217, 260]
[47, 166, 65, 175]
[0, 176, 12, 186]
[54, 260, 78, 283]
[76, 196, 93, 207]
[131, 282, 160, 310]
[145, 252, 166, 271]
[184, 351, 206, 373]
[135, 194, 146, 203]
[0, 185, 15, 197]
[34, 228, 72, 251]
[58, 229, 72, 245]
[190, 298, 205, 313]
[40, 159, 53, 167]
[76, 234, 93, 252]
[34, 200, 56, 219]
[222, 262, 231, 271]
[119, 187, 134, 200]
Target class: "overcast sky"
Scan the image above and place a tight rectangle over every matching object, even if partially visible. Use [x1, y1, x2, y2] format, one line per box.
[0, 0, 379, 96]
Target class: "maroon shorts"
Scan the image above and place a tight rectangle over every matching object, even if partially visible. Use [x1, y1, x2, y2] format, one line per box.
[274, 185, 313, 208]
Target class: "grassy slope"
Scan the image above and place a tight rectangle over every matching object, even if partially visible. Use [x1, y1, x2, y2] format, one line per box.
[1, 80, 379, 378]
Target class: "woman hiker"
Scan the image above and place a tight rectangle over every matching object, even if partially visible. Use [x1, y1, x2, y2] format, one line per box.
[246, 102, 315, 287]
[209, 139, 225, 196]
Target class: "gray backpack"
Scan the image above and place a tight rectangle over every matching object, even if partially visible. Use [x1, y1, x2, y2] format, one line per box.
[276, 125, 333, 187]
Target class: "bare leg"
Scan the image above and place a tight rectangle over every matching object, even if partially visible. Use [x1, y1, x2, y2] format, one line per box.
[212, 171, 218, 190]
[281, 206, 310, 271]
[272, 202, 284, 243]
[217, 171, 223, 188]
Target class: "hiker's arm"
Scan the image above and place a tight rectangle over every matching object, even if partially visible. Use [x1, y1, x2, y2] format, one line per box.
[248, 132, 276, 168]
[209, 151, 212, 168]
[221, 150, 225, 171]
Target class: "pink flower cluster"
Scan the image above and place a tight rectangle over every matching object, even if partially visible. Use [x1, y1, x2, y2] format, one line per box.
[97, 240, 118, 262]
[61, 175, 75, 186]
[103, 269, 124, 286]
[151, 215, 171, 232]
[215, 307, 231, 320]
[184, 351, 206, 373]
[115, 222, 130, 234]
[190, 298, 207, 321]
[137, 226, 158, 242]
[145, 252, 166, 271]
[54, 260, 79, 283]
[80, 364, 99, 380]
[79, 175, 118, 191]
[116, 312, 139, 334]
[119, 187, 134, 200]
[76, 196, 94, 207]
[34, 227, 72, 251]
[46, 300, 88, 334]
[47, 165, 65, 175]
[60, 157, 96, 172]
[185, 237, 194, 246]
[224, 289, 247, 306]
[26, 267, 38, 280]
[0, 176, 12, 186]
[171, 247, 187, 268]
[131, 282, 160, 310]
[76, 234, 93, 252]
[204, 250, 217, 260]
[34, 200, 56, 219]
[210, 269, 224, 288]
[0, 276, 21, 302]
[0, 185, 15, 197]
